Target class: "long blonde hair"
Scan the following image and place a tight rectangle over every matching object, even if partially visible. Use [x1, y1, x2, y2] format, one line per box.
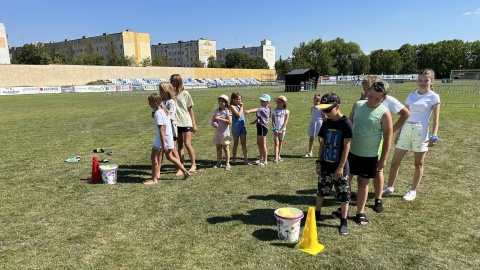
[159, 82, 177, 102]
[170, 74, 184, 95]
[148, 93, 169, 116]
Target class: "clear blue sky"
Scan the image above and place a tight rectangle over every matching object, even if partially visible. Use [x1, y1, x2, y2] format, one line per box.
[2, 0, 479, 60]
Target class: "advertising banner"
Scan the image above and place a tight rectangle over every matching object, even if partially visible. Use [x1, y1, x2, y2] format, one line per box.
[61, 86, 75, 93]
[74, 85, 106, 93]
[22, 86, 40, 95]
[39, 86, 61, 94]
[0, 87, 23, 95]
[143, 84, 157, 91]
[115, 84, 132, 91]
[132, 84, 144, 91]
[105, 85, 116, 92]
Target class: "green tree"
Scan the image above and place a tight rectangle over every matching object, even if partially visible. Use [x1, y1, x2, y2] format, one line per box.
[246, 57, 269, 69]
[108, 55, 135, 66]
[207, 56, 220, 68]
[434, 40, 468, 78]
[17, 43, 52, 65]
[140, 57, 152, 67]
[352, 54, 370, 75]
[84, 54, 106, 65]
[275, 56, 294, 80]
[52, 51, 67, 64]
[192, 59, 205, 68]
[126, 56, 137, 66]
[152, 57, 169, 66]
[467, 41, 480, 69]
[291, 39, 337, 75]
[416, 43, 436, 72]
[225, 52, 249, 68]
[397, 44, 418, 74]
[370, 49, 403, 74]
[327, 38, 363, 75]
[72, 55, 86, 65]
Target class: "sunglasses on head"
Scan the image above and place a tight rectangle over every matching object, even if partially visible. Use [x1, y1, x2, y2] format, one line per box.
[322, 105, 336, 113]
[371, 82, 387, 94]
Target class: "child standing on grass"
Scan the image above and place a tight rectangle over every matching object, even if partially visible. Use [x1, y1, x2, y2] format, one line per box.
[229, 92, 251, 165]
[314, 93, 353, 235]
[384, 68, 440, 201]
[145, 93, 190, 185]
[246, 94, 271, 166]
[170, 74, 197, 173]
[159, 82, 182, 176]
[305, 94, 324, 157]
[211, 94, 232, 170]
[348, 82, 392, 226]
[272, 95, 290, 163]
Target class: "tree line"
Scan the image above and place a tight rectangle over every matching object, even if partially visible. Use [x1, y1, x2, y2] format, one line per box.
[275, 38, 480, 79]
[13, 44, 269, 69]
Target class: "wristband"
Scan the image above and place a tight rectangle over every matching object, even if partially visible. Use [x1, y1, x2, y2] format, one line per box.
[272, 127, 279, 132]
[315, 160, 322, 164]
[428, 135, 439, 142]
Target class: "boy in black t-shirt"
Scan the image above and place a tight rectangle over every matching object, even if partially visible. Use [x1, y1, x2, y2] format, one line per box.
[314, 93, 354, 235]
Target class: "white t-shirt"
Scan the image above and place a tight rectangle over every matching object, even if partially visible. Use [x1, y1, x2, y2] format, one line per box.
[382, 95, 405, 115]
[405, 90, 440, 124]
[272, 108, 290, 130]
[153, 109, 174, 149]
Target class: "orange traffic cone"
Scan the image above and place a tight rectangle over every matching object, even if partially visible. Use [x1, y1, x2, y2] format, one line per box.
[294, 206, 325, 255]
[89, 156, 102, 184]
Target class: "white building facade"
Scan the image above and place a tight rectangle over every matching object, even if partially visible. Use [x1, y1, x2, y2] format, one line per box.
[216, 39, 275, 69]
[0, 23, 11, 64]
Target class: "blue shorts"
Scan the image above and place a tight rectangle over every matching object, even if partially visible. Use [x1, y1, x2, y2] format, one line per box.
[232, 123, 247, 137]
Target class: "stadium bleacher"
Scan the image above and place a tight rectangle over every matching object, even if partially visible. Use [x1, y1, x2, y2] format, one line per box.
[104, 77, 262, 88]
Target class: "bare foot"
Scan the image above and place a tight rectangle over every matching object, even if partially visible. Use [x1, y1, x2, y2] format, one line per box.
[189, 165, 197, 173]
[144, 179, 158, 185]
[183, 171, 191, 180]
[175, 170, 183, 176]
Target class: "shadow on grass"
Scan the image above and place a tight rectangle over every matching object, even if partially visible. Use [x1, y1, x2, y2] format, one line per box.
[247, 194, 337, 208]
[252, 228, 278, 241]
[207, 208, 276, 226]
[295, 189, 317, 195]
[207, 208, 294, 242]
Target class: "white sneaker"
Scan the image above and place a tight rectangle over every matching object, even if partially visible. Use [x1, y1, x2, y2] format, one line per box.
[258, 161, 267, 166]
[403, 189, 417, 201]
[382, 186, 394, 195]
[255, 159, 262, 164]
[304, 152, 313, 157]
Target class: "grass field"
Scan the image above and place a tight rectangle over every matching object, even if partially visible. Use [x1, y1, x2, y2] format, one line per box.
[1, 82, 479, 269]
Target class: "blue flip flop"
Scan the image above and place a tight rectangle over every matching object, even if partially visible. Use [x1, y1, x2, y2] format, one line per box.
[65, 156, 81, 162]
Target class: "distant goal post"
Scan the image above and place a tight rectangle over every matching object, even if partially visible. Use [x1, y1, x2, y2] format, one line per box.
[450, 69, 480, 81]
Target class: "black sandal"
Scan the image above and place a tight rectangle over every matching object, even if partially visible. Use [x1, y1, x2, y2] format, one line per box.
[354, 213, 369, 226]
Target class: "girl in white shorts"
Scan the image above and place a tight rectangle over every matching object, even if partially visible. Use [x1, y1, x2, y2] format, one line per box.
[383, 69, 440, 201]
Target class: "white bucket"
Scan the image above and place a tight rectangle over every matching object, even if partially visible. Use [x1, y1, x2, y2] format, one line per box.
[99, 164, 118, 184]
[274, 207, 304, 242]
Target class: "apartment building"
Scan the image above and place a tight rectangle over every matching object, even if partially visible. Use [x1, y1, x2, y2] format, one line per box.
[151, 38, 216, 67]
[216, 39, 275, 69]
[43, 30, 151, 66]
[0, 23, 10, 64]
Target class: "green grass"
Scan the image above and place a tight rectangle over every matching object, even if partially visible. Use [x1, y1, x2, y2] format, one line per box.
[0, 83, 479, 269]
